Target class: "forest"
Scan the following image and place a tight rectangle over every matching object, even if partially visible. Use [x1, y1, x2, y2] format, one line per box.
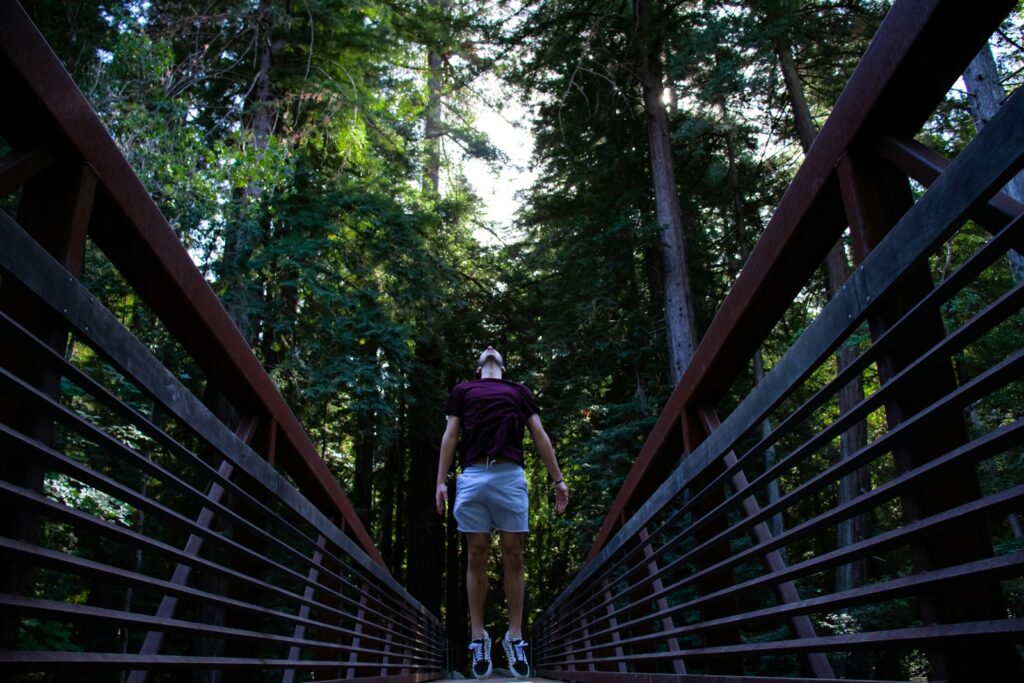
[10, 0, 1024, 677]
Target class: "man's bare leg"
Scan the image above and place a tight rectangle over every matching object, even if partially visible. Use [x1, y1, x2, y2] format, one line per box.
[500, 531, 526, 639]
[466, 532, 490, 639]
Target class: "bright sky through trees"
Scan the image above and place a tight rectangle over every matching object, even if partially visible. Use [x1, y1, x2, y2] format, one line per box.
[465, 77, 536, 244]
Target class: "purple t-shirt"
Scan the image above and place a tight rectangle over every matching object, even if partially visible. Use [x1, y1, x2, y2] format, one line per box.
[443, 379, 541, 468]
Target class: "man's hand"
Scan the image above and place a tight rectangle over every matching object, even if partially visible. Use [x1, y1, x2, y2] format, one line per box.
[437, 416, 459, 517]
[435, 483, 448, 516]
[554, 480, 569, 514]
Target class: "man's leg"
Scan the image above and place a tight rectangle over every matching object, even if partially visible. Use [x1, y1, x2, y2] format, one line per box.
[466, 532, 490, 639]
[500, 531, 526, 639]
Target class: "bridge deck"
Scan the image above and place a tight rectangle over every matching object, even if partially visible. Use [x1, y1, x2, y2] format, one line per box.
[435, 678, 560, 682]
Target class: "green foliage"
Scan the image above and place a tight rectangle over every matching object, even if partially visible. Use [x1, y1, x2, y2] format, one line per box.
[17, 0, 1024, 675]
[44, 474, 135, 527]
[18, 618, 83, 654]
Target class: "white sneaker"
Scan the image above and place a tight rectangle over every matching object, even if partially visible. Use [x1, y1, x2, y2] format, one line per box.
[502, 631, 529, 679]
[468, 629, 492, 679]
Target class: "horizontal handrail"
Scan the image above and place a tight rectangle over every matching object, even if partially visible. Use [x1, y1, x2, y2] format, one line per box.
[538, 0, 1024, 680]
[587, 0, 1019, 562]
[0, 209, 443, 677]
[0, 1, 444, 678]
[0, 0, 379, 564]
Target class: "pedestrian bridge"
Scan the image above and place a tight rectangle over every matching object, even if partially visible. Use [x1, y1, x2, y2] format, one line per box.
[2, 0, 1024, 681]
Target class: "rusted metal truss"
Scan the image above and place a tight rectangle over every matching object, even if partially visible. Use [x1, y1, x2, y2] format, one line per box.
[536, 0, 1024, 680]
[0, 1, 443, 679]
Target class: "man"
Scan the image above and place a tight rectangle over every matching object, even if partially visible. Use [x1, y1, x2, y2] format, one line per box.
[435, 346, 569, 679]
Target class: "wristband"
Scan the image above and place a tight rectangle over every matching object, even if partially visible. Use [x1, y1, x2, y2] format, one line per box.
[554, 479, 563, 486]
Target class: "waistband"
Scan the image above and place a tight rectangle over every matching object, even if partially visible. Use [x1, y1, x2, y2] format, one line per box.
[463, 459, 523, 472]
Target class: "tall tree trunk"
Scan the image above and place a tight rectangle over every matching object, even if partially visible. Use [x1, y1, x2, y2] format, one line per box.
[259, 242, 297, 374]
[424, 0, 447, 193]
[775, 34, 869, 594]
[391, 400, 408, 581]
[405, 341, 444, 616]
[963, 41, 1024, 283]
[353, 407, 375, 530]
[248, 0, 276, 170]
[222, 0, 278, 343]
[777, 43, 818, 151]
[635, 0, 700, 385]
[379, 421, 398, 564]
[425, 50, 443, 193]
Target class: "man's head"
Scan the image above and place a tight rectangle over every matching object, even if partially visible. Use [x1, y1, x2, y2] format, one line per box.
[475, 346, 507, 378]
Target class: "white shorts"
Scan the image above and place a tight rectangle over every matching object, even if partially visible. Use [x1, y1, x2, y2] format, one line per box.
[454, 462, 529, 533]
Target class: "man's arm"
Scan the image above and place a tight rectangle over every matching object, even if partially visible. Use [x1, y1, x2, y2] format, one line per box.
[527, 414, 569, 513]
[436, 415, 460, 515]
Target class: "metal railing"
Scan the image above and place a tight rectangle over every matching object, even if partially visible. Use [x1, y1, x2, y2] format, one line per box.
[533, 1, 1024, 681]
[0, 1, 443, 679]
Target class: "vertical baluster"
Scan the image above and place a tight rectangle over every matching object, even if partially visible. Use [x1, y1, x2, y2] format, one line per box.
[699, 406, 834, 678]
[344, 581, 371, 678]
[126, 457, 237, 683]
[638, 526, 685, 675]
[583, 587, 607, 673]
[562, 606, 580, 673]
[598, 577, 627, 674]
[281, 533, 327, 683]
[400, 616, 413, 676]
[681, 406, 742, 675]
[379, 615, 397, 676]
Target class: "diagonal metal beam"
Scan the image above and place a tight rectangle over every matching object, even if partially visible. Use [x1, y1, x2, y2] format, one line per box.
[125, 456, 237, 683]
[698, 407, 834, 679]
[0, 0, 382, 565]
[588, 0, 1018, 564]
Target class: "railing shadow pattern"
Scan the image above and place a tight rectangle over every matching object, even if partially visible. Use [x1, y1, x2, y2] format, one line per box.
[533, 1, 1024, 681]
